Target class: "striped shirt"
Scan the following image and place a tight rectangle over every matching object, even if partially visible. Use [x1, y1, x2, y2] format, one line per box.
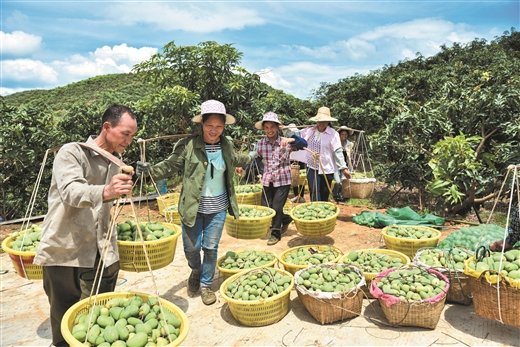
[198, 142, 230, 214]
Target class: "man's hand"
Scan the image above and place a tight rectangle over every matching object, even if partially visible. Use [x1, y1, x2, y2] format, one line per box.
[103, 173, 133, 200]
[280, 137, 295, 147]
[489, 240, 512, 252]
[135, 161, 150, 177]
[342, 169, 352, 180]
[235, 167, 244, 176]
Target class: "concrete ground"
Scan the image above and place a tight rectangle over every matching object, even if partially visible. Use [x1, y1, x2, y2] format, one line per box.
[1, 236, 519, 347]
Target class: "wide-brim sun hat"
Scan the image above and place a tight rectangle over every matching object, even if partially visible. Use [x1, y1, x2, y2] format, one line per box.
[255, 111, 283, 130]
[192, 100, 236, 125]
[337, 125, 354, 136]
[309, 106, 338, 122]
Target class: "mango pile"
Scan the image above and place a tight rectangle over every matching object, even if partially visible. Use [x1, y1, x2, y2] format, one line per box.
[385, 226, 437, 240]
[235, 184, 262, 194]
[238, 206, 273, 218]
[296, 264, 362, 292]
[375, 267, 447, 301]
[437, 224, 505, 251]
[116, 221, 177, 242]
[417, 247, 472, 271]
[7, 225, 42, 252]
[292, 203, 337, 221]
[223, 268, 292, 301]
[342, 250, 405, 273]
[466, 250, 520, 280]
[69, 295, 181, 346]
[283, 246, 341, 266]
[219, 249, 276, 270]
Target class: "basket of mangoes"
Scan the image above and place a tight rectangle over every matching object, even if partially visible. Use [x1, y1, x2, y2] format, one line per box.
[1, 224, 43, 280]
[225, 205, 275, 240]
[289, 202, 339, 237]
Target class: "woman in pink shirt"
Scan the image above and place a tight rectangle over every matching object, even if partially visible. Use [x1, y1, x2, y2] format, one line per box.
[300, 107, 351, 202]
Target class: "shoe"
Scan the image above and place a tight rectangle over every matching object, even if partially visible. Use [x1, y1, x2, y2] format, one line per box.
[290, 197, 298, 203]
[297, 197, 306, 203]
[201, 287, 217, 305]
[188, 271, 201, 292]
[267, 236, 280, 246]
[281, 222, 290, 235]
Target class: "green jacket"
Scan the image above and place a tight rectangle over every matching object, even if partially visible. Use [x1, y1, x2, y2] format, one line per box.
[150, 134, 251, 227]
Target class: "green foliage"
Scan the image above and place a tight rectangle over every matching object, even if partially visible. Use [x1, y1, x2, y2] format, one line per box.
[315, 28, 520, 214]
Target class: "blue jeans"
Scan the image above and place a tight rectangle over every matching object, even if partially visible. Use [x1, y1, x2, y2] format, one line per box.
[181, 210, 226, 287]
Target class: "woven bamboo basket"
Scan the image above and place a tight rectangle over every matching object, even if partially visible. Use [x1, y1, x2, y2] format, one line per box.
[289, 202, 339, 237]
[164, 205, 181, 225]
[156, 192, 180, 215]
[339, 249, 411, 299]
[290, 163, 300, 188]
[469, 270, 520, 328]
[219, 268, 294, 326]
[279, 245, 343, 275]
[217, 249, 278, 280]
[225, 205, 276, 240]
[342, 178, 376, 199]
[235, 184, 262, 205]
[370, 267, 449, 329]
[117, 223, 181, 272]
[414, 248, 473, 305]
[382, 225, 442, 259]
[294, 264, 365, 324]
[1, 231, 43, 280]
[61, 291, 189, 346]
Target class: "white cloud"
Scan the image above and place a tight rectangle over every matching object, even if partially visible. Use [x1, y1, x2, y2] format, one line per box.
[2, 59, 58, 84]
[1, 31, 42, 56]
[109, 3, 265, 32]
[291, 18, 482, 63]
[1, 44, 157, 93]
[258, 62, 374, 99]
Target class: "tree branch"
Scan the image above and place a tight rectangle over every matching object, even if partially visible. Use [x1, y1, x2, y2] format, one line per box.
[407, 129, 434, 157]
[475, 127, 498, 157]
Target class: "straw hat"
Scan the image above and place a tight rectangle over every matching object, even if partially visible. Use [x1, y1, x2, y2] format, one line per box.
[309, 106, 337, 122]
[192, 100, 236, 124]
[337, 125, 354, 136]
[255, 112, 283, 130]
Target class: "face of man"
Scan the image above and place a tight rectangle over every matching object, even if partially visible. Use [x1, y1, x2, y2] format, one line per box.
[104, 112, 138, 154]
[263, 121, 280, 141]
[202, 114, 225, 144]
[339, 131, 348, 142]
[317, 121, 329, 132]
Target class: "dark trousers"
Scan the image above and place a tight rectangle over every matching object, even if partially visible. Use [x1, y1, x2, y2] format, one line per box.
[43, 257, 119, 347]
[307, 168, 334, 202]
[262, 183, 292, 240]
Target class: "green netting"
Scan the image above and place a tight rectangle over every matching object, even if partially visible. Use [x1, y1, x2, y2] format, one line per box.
[352, 206, 445, 228]
[437, 224, 507, 251]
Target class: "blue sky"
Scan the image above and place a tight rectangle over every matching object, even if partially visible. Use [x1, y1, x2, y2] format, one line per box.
[1, 1, 518, 99]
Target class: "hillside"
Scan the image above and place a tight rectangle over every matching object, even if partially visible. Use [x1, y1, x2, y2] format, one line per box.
[3, 72, 153, 112]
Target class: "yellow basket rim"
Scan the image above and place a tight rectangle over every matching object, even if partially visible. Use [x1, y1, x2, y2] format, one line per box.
[156, 192, 180, 200]
[1, 235, 37, 257]
[117, 223, 182, 246]
[278, 245, 343, 268]
[61, 291, 189, 347]
[219, 268, 294, 305]
[217, 250, 279, 273]
[289, 202, 339, 224]
[381, 225, 442, 242]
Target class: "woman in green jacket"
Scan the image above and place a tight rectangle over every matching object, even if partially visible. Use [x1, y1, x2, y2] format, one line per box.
[137, 100, 253, 305]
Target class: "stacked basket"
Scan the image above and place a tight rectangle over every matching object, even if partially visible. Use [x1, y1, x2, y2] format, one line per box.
[164, 204, 181, 225]
[156, 192, 180, 215]
[382, 225, 442, 259]
[225, 205, 276, 240]
[294, 263, 365, 324]
[235, 184, 262, 205]
[289, 202, 339, 237]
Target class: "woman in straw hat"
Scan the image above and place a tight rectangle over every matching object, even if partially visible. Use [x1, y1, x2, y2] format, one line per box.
[300, 107, 352, 202]
[239, 112, 307, 245]
[136, 100, 254, 305]
[337, 125, 355, 171]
